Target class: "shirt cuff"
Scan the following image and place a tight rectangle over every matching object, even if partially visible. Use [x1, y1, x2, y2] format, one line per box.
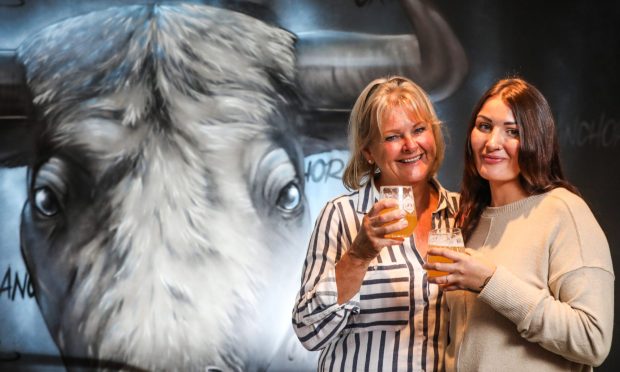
[301, 266, 361, 325]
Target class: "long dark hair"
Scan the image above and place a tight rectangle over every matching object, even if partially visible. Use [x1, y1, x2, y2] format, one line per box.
[457, 77, 578, 241]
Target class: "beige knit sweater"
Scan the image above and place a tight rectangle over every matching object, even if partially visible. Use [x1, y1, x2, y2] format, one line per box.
[445, 188, 614, 372]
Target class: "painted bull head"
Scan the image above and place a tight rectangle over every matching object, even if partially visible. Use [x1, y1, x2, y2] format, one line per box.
[0, 1, 466, 370]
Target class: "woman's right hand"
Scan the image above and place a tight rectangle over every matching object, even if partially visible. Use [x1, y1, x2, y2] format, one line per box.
[348, 198, 408, 261]
[424, 248, 496, 292]
[336, 198, 408, 304]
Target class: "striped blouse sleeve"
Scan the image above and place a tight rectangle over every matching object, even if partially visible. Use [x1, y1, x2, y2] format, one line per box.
[292, 200, 361, 351]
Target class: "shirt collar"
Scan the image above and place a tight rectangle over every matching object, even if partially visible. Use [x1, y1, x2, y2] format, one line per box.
[434, 178, 458, 216]
[355, 177, 377, 214]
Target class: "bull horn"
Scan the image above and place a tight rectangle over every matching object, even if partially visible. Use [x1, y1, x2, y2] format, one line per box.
[295, 0, 468, 110]
[0, 50, 27, 117]
[0, 49, 35, 167]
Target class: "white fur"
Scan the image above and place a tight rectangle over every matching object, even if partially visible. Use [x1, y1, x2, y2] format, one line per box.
[19, 4, 308, 371]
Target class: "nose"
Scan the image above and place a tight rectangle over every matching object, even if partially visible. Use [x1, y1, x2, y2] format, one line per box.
[485, 127, 503, 151]
[402, 134, 417, 152]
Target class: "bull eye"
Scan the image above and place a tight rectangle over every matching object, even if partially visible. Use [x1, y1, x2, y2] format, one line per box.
[34, 187, 60, 217]
[276, 182, 301, 211]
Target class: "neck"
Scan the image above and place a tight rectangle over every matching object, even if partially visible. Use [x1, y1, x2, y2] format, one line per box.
[489, 180, 528, 206]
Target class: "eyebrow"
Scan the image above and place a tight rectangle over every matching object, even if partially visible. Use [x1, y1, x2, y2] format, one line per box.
[382, 120, 426, 132]
[476, 114, 518, 125]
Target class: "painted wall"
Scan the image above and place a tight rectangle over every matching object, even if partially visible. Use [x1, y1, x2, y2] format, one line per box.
[0, 0, 618, 371]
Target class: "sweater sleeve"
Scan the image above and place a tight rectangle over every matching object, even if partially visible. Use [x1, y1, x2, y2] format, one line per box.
[291, 201, 361, 351]
[478, 193, 615, 366]
[480, 266, 613, 366]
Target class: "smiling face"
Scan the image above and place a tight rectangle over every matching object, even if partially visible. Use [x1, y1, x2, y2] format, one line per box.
[363, 105, 436, 187]
[470, 95, 522, 189]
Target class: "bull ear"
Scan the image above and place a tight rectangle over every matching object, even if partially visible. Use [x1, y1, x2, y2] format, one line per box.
[0, 51, 36, 167]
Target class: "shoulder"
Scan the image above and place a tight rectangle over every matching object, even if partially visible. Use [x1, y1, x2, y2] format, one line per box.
[534, 188, 601, 231]
[545, 187, 583, 203]
[318, 189, 362, 220]
[326, 188, 360, 208]
[539, 188, 613, 274]
[538, 188, 592, 217]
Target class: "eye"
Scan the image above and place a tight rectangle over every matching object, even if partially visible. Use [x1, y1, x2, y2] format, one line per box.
[506, 128, 520, 138]
[413, 124, 427, 135]
[384, 134, 401, 142]
[276, 182, 301, 211]
[31, 157, 69, 218]
[34, 186, 60, 217]
[476, 122, 491, 132]
[249, 146, 305, 219]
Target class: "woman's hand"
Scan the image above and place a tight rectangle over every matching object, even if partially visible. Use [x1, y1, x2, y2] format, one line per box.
[348, 198, 408, 261]
[336, 198, 409, 304]
[423, 248, 496, 292]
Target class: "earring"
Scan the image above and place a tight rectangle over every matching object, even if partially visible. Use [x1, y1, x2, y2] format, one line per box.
[367, 159, 374, 165]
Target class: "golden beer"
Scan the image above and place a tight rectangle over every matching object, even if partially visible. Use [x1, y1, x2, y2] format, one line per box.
[379, 185, 416, 239]
[426, 244, 458, 278]
[381, 207, 418, 238]
[425, 228, 464, 278]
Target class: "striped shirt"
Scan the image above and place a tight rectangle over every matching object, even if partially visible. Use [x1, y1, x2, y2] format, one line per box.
[292, 178, 459, 372]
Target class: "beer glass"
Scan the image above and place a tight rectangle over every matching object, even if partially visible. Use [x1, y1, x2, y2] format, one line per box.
[379, 186, 417, 239]
[425, 227, 464, 278]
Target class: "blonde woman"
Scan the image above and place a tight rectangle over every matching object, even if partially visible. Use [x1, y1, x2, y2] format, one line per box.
[293, 76, 459, 371]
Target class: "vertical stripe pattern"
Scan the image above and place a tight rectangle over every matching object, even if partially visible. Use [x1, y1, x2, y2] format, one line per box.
[293, 178, 459, 371]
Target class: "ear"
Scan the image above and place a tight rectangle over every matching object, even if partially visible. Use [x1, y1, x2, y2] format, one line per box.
[0, 52, 36, 167]
[362, 147, 374, 165]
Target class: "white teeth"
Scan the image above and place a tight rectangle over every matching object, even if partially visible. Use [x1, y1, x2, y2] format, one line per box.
[400, 155, 422, 163]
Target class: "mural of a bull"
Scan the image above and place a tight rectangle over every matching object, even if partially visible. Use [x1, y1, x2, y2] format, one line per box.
[0, 0, 467, 370]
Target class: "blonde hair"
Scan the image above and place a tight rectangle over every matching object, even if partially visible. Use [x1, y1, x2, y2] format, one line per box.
[342, 76, 445, 190]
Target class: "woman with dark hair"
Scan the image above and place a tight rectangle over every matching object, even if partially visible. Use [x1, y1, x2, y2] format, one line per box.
[423, 77, 614, 371]
[293, 76, 459, 371]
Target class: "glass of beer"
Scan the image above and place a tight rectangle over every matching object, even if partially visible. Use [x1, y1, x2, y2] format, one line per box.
[379, 186, 417, 239]
[426, 228, 464, 278]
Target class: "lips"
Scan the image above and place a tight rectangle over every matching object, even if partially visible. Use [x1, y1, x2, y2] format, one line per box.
[481, 154, 505, 164]
[398, 154, 423, 163]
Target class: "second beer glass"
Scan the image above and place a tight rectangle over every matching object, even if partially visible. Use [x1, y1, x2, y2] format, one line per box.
[425, 227, 464, 278]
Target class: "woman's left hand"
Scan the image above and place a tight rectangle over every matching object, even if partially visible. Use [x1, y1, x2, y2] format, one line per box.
[423, 248, 497, 292]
